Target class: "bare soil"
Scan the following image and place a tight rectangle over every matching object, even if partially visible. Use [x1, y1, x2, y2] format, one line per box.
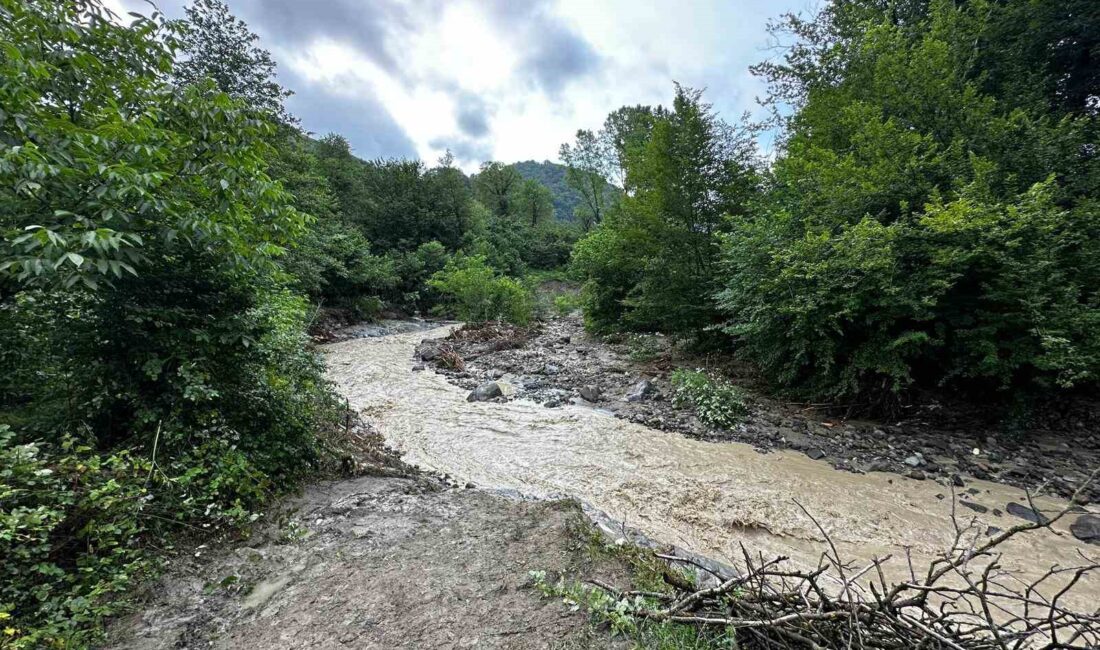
[103, 416, 633, 650]
[421, 315, 1100, 505]
[104, 472, 632, 650]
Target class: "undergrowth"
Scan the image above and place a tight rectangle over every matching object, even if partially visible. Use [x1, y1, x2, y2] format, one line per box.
[669, 369, 748, 429]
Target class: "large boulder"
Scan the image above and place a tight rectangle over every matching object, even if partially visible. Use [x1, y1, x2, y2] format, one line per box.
[420, 342, 442, 361]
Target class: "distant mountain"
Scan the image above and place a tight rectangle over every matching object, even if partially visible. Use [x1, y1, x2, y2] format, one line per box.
[512, 160, 581, 222]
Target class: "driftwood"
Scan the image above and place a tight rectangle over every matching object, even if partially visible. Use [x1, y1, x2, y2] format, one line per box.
[588, 468, 1100, 649]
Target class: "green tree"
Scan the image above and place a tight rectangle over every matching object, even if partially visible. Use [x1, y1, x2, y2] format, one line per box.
[515, 178, 554, 227]
[0, 1, 335, 643]
[174, 0, 294, 123]
[573, 86, 759, 333]
[559, 129, 613, 229]
[474, 161, 523, 218]
[719, 0, 1100, 401]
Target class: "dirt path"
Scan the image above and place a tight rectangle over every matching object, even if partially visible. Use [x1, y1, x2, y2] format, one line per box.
[324, 324, 1100, 611]
[105, 476, 624, 649]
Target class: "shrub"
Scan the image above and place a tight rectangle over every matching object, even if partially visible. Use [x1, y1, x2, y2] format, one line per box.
[428, 255, 533, 325]
[0, 428, 152, 647]
[0, 2, 340, 644]
[718, 180, 1100, 400]
[669, 369, 748, 429]
[553, 293, 582, 316]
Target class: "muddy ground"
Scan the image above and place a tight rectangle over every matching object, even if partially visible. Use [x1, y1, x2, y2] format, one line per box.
[103, 416, 637, 650]
[421, 315, 1100, 505]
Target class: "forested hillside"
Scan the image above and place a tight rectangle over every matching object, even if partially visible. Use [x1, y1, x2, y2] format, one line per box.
[512, 160, 581, 223]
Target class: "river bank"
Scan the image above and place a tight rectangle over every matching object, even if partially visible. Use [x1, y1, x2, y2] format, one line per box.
[103, 428, 633, 649]
[422, 314, 1100, 504]
[326, 320, 1099, 612]
[104, 319, 1099, 648]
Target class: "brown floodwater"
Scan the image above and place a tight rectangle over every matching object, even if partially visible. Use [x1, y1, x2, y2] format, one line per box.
[324, 326, 1099, 610]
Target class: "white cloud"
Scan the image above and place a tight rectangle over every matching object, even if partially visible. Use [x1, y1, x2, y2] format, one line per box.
[107, 0, 805, 169]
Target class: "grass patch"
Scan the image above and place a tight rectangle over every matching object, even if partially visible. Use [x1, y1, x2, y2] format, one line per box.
[535, 519, 738, 649]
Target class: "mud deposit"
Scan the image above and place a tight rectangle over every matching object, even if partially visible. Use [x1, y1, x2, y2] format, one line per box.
[106, 477, 625, 649]
[325, 324, 1100, 611]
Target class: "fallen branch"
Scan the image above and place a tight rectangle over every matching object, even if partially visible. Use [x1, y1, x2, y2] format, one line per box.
[583, 469, 1100, 649]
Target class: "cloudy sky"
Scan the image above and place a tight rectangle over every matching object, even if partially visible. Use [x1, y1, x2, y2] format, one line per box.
[110, 0, 810, 171]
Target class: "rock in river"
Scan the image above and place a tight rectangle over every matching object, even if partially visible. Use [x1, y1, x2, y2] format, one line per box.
[578, 385, 601, 402]
[1071, 514, 1100, 544]
[626, 378, 656, 403]
[467, 381, 515, 402]
[1005, 502, 1049, 525]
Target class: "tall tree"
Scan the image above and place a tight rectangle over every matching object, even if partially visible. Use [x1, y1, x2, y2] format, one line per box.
[559, 129, 613, 229]
[515, 178, 554, 227]
[474, 161, 523, 217]
[174, 0, 294, 123]
[571, 86, 759, 333]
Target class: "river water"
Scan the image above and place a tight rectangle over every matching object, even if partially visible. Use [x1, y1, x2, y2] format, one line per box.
[324, 325, 1098, 608]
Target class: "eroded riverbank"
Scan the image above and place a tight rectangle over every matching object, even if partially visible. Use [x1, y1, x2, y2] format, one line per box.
[324, 324, 1100, 611]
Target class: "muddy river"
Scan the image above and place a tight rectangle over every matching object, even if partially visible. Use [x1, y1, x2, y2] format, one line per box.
[324, 325, 1098, 609]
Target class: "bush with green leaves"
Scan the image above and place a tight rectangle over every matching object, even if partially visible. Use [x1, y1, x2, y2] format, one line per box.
[669, 369, 748, 429]
[428, 255, 533, 325]
[716, 0, 1100, 402]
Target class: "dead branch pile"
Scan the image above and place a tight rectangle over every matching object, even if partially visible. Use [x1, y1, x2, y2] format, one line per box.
[592, 469, 1100, 649]
[447, 321, 532, 350]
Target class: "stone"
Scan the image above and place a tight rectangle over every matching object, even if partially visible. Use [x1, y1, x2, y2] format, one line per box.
[903, 453, 924, 467]
[868, 459, 892, 473]
[467, 381, 503, 402]
[1070, 514, 1100, 544]
[985, 526, 1002, 537]
[411, 363, 426, 372]
[959, 500, 988, 514]
[1005, 502, 1049, 525]
[578, 385, 601, 402]
[626, 378, 656, 403]
[542, 363, 561, 376]
[805, 448, 826, 461]
[951, 474, 965, 488]
[906, 470, 926, 481]
[487, 368, 505, 379]
[420, 343, 442, 361]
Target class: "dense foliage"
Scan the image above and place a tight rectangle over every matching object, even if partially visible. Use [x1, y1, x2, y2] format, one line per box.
[571, 86, 760, 334]
[0, 0, 338, 645]
[428, 255, 533, 325]
[570, 0, 1099, 405]
[718, 0, 1100, 401]
[0, 0, 559, 645]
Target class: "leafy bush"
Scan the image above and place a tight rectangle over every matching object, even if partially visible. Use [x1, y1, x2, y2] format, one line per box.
[670, 370, 748, 429]
[428, 255, 533, 325]
[0, 428, 152, 647]
[716, 1, 1100, 402]
[553, 293, 582, 316]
